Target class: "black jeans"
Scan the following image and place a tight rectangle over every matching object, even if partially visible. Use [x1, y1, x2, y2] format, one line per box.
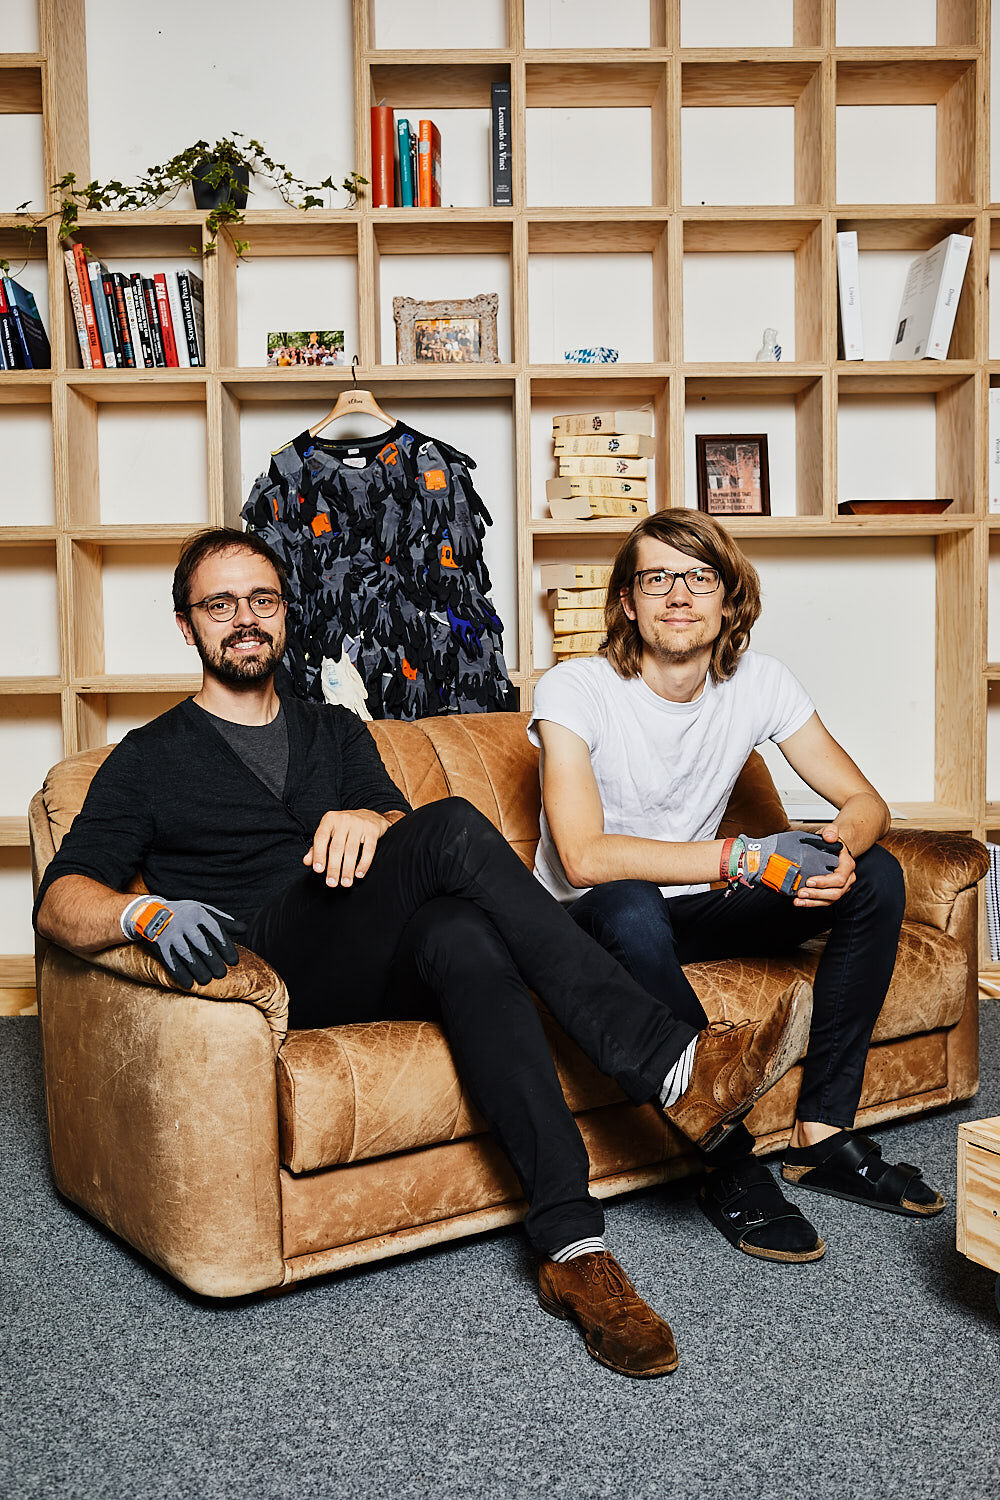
[568, 842, 906, 1132]
[247, 798, 699, 1256]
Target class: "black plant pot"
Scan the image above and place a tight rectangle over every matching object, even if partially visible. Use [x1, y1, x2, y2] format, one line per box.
[191, 159, 250, 211]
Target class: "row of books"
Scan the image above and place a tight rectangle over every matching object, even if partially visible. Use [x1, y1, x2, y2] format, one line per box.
[0, 273, 51, 370]
[542, 562, 612, 659]
[63, 244, 205, 369]
[836, 230, 972, 362]
[370, 84, 512, 209]
[547, 409, 654, 522]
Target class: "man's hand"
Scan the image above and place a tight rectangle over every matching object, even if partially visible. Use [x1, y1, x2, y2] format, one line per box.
[304, 809, 394, 887]
[736, 829, 845, 898]
[121, 896, 245, 990]
[791, 823, 856, 910]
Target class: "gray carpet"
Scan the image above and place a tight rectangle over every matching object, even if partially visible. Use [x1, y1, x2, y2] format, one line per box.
[4, 1011, 1000, 1500]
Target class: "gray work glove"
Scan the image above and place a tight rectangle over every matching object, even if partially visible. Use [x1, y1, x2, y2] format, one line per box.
[120, 895, 245, 990]
[739, 831, 842, 896]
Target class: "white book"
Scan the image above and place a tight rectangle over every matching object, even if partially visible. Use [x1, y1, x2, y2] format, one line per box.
[165, 273, 191, 367]
[891, 233, 972, 361]
[836, 230, 864, 361]
[988, 845, 1000, 962]
[989, 390, 1000, 514]
[122, 281, 147, 368]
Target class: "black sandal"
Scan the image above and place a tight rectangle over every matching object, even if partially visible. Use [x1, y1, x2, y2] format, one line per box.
[698, 1156, 826, 1263]
[781, 1130, 945, 1217]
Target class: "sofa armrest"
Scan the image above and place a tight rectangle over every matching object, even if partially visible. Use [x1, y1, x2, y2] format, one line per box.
[879, 829, 988, 932]
[39, 945, 286, 1297]
[75, 941, 289, 1047]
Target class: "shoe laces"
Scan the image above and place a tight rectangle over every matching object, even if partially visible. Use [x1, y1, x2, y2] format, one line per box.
[583, 1254, 657, 1325]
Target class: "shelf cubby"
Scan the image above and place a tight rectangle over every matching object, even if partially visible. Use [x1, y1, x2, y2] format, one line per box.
[0, 692, 64, 821]
[67, 538, 199, 683]
[528, 217, 666, 364]
[0, 394, 54, 526]
[680, 1, 824, 49]
[370, 0, 509, 51]
[836, 370, 977, 514]
[524, 0, 658, 50]
[0, 540, 60, 678]
[835, 0, 977, 48]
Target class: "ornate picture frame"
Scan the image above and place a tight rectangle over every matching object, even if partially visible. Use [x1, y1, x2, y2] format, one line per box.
[393, 293, 500, 365]
[695, 433, 771, 517]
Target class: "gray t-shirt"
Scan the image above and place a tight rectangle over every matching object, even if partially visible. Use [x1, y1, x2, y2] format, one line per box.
[198, 703, 289, 800]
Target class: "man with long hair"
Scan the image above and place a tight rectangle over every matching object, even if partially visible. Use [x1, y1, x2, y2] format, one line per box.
[530, 509, 943, 1264]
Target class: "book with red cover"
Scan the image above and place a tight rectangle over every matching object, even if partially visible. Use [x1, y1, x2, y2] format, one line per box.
[370, 105, 395, 207]
[417, 119, 442, 207]
[72, 244, 104, 368]
[153, 273, 180, 366]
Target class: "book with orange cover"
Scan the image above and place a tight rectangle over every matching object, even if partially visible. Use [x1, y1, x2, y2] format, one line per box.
[371, 105, 395, 207]
[418, 119, 442, 207]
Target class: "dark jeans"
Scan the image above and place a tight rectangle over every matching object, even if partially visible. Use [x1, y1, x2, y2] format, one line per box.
[247, 798, 699, 1256]
[568, 842, 906, 1132]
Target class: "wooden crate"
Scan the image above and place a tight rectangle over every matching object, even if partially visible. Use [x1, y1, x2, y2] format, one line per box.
[957, 1117, 1000, 1276]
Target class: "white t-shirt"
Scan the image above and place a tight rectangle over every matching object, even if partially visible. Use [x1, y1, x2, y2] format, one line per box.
[527, 650, 814, 904]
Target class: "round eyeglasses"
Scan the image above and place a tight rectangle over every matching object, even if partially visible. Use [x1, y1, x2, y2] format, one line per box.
[186, 590, 286, 623]
[632, 567, 721, 597]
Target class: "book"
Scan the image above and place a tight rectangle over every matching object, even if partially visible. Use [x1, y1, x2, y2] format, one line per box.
[540, 563, 612, 590]
[891, 233, 972, 361]
[129, 272, 155, 366]
[371, 105, 395, 207]
[2, 274, 50, 369]
[555, 587, 606, 609]
[553, 607, 606, 633]
[988, 844, 1000, 962]
[181, 271, 205, 365]
[100, 268, 125, 367]
[122, 279, 147, 367]
[555, 456, 648, 478]
[548, 494, 650, 522]
[546, 476, 648, 500]
[0, 280, 20, 369]
[554, 433, 655, 458]
[110, 273, 135, 367]
[553, 410, 653, 437]
[491, 82, 512, 208]
[836, 230, 864, 361]
[154, 273, 180, 366]
[990, 389, 1000, 514]
[397, 118, 415, 207]
[418, 119, 442, 207]
[73, 244, 103, 367]
[62, 250, 92, 368]
[551, 630, 605, 654]
[165, 274, 191, 368]
[141, 276, 166, 365]
[175, 271, 198, 364]
[87, 260, 119, 366]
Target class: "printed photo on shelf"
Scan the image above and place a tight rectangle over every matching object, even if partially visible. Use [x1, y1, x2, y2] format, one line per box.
[393, 294, 499, 365]
[695, 434, 770, 517]
[266, 330, 344, 368]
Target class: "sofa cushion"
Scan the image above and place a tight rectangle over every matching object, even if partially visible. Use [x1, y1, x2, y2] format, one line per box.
[276, 918, 964, 1175]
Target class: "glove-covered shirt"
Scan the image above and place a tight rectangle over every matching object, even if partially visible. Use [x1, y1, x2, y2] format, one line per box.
[242, 421, 515, 719]
[32, 690, 411, 930]
[527, 650, 814, 904]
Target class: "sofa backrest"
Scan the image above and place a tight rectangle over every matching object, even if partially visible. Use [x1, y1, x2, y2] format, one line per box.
[31, 709, 789, 879]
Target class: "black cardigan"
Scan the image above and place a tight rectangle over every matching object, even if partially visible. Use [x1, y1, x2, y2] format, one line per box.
[33, 694, 411, 928]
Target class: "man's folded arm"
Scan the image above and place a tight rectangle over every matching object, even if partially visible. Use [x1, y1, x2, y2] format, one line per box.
[35, 873, 137, 953]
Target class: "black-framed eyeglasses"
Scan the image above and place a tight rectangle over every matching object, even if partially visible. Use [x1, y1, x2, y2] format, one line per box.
[185, 590, 286, 623]
[632, 566, 722, 597]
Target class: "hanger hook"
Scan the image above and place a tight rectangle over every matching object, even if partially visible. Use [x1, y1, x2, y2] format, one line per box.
[351, 354, 360, 389]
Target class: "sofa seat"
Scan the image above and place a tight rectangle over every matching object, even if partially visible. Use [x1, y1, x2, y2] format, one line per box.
[276, 917, 967, 1176]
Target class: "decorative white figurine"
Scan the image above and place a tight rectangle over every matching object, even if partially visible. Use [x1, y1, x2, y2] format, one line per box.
[321, 649, 372, 721]
[755, 327, 781, 361]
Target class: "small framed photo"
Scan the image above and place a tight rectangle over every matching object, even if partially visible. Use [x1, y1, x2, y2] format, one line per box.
[267, 331, 344, 368]
[695, 434, 770, 517]
[393, 293, 499, 365]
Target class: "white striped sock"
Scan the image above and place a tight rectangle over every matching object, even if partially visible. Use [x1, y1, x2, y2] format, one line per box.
[658, 1036, 698, 1110]
[549, 1236, 607, 1263]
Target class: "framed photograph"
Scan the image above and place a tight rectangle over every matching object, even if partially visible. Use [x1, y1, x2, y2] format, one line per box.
[266, 330, 344, 368]
[393, 293, 499, 365]
[695, 434, 771, 517]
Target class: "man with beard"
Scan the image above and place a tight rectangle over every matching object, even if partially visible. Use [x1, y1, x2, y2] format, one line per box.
[35, 526, 813, 1378]
[529, 508, 944, 1267]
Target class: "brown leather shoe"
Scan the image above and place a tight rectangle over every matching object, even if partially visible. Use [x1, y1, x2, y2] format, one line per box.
[538, 1251, 679, 1378]
[664, 979, 813, 1152]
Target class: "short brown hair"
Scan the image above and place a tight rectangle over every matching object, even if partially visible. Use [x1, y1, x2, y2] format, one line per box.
[172, 527, 288, 613]
[601, 509, 761, 683]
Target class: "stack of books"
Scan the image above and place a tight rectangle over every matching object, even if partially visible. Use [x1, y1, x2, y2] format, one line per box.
[62, 245, 205, 369]
[371, 83, 511, 209]
[548, 411, 654, 522]
[0, 272, 50, 369]
[541, 562, 613, 660]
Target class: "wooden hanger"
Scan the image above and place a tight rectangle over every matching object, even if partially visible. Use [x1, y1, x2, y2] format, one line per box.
[309, 355, 395, 436]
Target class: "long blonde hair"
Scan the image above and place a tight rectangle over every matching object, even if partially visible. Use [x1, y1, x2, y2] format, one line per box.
[601, 510, 761, 684]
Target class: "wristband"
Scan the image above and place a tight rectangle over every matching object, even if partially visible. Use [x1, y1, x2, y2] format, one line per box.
[121, 895, 172, 943]
[719, 838, 735, 884]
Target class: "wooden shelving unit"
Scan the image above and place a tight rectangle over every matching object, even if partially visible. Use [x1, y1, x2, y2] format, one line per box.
[1, 0, 998, 992]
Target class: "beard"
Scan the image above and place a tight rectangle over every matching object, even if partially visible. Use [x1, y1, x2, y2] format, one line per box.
[643, 611, 717, 666]
[189, 619, 286, 687]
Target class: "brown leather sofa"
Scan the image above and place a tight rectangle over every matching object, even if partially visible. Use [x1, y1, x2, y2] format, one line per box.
[29, 712, 988, 1298]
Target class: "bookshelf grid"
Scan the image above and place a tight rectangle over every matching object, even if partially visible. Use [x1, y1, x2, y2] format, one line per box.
[1, 0, 999, 993]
